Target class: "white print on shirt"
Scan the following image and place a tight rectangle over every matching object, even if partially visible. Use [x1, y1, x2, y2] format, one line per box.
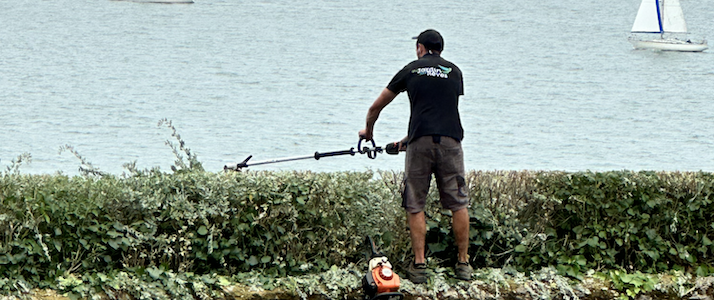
[411, 65, 452, 79]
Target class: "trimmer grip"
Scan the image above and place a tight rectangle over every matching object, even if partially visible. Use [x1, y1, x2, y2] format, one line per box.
[314, 148, 355, 160]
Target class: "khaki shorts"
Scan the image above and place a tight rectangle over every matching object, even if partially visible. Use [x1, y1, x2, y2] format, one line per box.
[401, 135, 469, 213]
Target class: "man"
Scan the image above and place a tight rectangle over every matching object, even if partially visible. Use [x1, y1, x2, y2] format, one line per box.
[358, 29, 472, 283]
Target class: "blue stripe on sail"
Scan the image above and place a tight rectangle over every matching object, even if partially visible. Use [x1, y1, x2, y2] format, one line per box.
[656, 0, 663, 33]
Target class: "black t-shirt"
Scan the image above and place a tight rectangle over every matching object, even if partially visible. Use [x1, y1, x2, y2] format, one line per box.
[386, 54, 464, 143]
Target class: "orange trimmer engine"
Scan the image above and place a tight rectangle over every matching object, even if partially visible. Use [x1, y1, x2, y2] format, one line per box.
[362, 237, 404, 300]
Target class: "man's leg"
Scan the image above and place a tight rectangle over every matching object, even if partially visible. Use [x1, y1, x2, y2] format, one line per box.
[401, 136, 432, 283]
[452, 207, 469, 262]
[408, 211, 427, 264]
[404, 210, 428, 283]
[452, 207, 473, 280]
[431, 136, 472, 280]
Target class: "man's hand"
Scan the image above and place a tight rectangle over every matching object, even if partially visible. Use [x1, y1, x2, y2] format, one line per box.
[385, 140, 407, 154]
[397, 136, 408, 151]
[397, 141, 407, 151]
[358, 129, 373, 141]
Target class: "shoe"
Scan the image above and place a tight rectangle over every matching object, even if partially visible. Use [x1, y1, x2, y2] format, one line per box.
[455, 261, 472, 281]
[405, 261, 427, 284]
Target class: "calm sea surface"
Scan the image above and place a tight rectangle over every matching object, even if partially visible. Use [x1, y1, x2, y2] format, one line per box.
[2, 0, 714, 175]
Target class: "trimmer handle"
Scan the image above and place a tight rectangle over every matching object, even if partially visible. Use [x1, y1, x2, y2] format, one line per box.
[358, 138, 382, 159]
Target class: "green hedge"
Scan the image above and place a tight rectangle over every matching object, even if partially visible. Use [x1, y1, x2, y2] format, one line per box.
[2, 169, 714, 294]
[521, 171, 714, 277]
[0, 170, 407, 289]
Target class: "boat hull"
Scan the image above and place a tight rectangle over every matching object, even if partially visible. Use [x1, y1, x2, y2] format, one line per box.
[112, 0, 194, 3]
[629, 38, 708, 52]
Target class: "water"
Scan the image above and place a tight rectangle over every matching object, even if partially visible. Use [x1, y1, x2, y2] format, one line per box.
[2, 0, 714, 175]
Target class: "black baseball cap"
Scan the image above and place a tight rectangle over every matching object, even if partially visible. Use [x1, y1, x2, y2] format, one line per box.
[413, 29, 444, 52]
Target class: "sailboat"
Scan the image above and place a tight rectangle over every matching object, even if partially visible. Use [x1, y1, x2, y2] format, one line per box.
[628, 0, 708, 52]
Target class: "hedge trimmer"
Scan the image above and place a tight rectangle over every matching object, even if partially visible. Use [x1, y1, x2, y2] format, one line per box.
[224, 139, 400, 171]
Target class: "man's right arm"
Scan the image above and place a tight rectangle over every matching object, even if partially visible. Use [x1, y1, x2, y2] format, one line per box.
[359, 88, 398, 141]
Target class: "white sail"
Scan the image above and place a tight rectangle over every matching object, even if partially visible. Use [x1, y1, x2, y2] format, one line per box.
[631, 0, 662, 33]
[662, 0, 688, 33]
